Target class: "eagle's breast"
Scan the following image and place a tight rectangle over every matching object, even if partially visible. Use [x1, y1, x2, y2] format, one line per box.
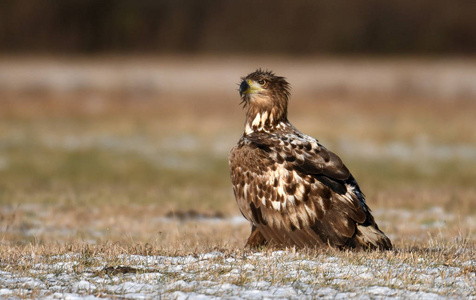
[229, 135, 333, 232]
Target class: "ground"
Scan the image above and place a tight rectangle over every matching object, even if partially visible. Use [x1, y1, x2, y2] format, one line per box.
[0, 56, 475, 298]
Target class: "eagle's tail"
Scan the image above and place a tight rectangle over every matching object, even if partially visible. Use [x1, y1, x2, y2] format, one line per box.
[353, 224, 392, 250]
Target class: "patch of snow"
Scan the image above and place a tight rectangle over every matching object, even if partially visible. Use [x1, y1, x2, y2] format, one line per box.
[367, 286, 397, 296]
[199, 252, 224, 260]
[72, 280, 96, 292]
[337, 138, 476, 162]
[0, 289, 12, 296]
[1, 250, 475, 299]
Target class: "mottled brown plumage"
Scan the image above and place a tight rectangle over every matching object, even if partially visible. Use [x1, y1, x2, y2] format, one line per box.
[229, 69, 392, 250]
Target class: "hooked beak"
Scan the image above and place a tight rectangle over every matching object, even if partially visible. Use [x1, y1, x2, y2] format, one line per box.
[239, 80, 250, 97]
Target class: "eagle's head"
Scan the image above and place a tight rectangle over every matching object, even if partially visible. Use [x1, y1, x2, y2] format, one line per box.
[239, 69, 290, 130]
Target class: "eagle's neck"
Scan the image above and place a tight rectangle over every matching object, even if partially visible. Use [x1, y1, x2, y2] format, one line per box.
[244, 106, 289, 135]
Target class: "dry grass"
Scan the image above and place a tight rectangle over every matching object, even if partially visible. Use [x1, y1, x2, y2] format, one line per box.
[0, 232, 474, 297]
[0, 57, 475, 297]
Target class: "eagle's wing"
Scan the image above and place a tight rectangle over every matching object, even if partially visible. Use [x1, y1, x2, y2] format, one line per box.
[230, 132, 375, 248]
[248, 131, 352, 191]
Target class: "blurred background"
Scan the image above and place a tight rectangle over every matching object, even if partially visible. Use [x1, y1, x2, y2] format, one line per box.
[0, 0, 475, 249]
[1, 0, 476, 54]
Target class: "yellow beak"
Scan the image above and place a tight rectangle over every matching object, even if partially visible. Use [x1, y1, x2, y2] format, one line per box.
[239, 79, 264, 96]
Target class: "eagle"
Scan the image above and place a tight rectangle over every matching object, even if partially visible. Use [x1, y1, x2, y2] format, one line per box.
[229, 69, 392, 250]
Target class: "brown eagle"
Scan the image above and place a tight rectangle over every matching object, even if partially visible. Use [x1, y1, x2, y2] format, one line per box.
[229, 69, 392, 250]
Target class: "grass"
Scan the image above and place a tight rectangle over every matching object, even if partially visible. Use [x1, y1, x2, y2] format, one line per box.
[0, 234, 474, 297]
[0, 57, 475, 297]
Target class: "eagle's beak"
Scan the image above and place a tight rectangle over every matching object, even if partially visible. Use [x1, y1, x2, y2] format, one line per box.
[239, 80, 250, 97]
[240, 79, 263, 97]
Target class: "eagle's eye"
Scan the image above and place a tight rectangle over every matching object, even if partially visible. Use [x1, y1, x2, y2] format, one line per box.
[258, 79, 266, 85]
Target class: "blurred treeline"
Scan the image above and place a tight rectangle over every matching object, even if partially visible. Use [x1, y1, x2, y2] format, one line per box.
[1, 0, 475, 55]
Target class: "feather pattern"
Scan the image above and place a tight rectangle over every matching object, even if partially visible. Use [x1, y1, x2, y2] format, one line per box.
[229, 69, 392, 250]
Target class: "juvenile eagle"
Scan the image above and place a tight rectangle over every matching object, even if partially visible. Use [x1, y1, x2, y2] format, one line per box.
[229, 69, 392, 250]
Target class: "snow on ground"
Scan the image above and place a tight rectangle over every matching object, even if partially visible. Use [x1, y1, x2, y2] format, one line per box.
[1, 250, 474, 299]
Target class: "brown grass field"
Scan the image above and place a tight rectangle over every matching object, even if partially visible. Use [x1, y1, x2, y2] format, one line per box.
[0, 56, 475, 298]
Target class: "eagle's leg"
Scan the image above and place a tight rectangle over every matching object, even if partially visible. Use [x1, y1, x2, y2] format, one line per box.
[246, 225, 267, 248]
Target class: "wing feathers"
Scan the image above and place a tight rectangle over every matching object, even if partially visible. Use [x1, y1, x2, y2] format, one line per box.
[245, 132, 350, 182]
[230, 129, 392, 250]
